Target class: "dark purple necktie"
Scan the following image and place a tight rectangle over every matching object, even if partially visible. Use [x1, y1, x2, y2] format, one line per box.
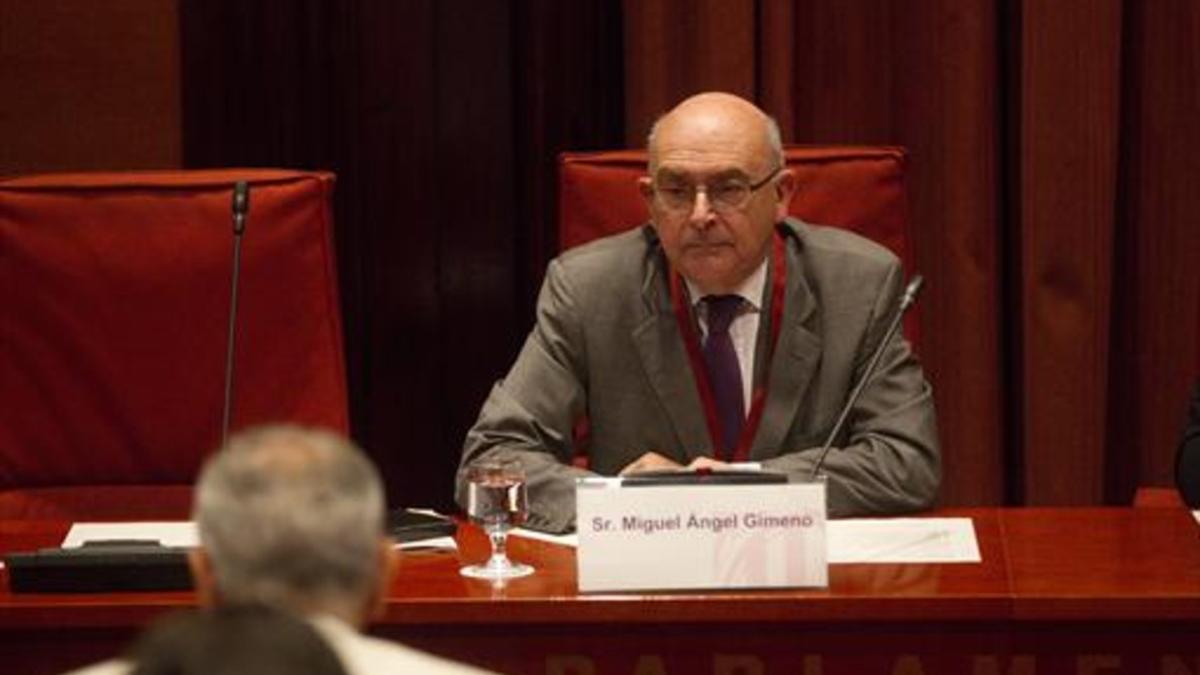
[702, 295, 745, 458]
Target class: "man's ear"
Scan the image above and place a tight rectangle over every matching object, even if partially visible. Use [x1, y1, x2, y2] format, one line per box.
[367, 538, 400, 622]
[188, 548, 219, 609]
[773, 169, 796, 222]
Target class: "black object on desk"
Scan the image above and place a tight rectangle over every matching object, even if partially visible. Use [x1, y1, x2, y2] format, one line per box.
[5, 540, 192, 593]
[388, 509, 457, 542]
[620, 469, 788, 487]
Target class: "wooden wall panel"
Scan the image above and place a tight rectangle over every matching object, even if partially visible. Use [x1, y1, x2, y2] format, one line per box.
[890, 0, 1005, 507]
[1107, 0, 1200, 499]
[622, 0, 756, 145]
[754, 0, 1006, 507]
[0, 0, 180, 174]
[1018, 0, 1123, 505]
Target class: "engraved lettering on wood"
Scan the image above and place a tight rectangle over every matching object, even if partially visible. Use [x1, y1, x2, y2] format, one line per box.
[633, 655, 668, 675]
[1077, 655, 1121, 675]
[713, 654, 764, 675]
[545, 655, 595, 675]
[1161, 656, 1200, 675]
[973, 655, 1036, 675]
[892, 655, 926, 675]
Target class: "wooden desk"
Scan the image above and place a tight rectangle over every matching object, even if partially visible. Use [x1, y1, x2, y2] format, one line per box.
[3, 508, 1198, 675]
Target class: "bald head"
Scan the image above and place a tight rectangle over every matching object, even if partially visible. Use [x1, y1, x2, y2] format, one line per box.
[647, 92, 783, 174]
[638, 92, 794, 294]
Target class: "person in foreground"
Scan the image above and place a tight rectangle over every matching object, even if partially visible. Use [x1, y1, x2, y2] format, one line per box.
[1175, 380, 1200, 507]
[459, 92, 940, 533]
[69, 425, 494, 675]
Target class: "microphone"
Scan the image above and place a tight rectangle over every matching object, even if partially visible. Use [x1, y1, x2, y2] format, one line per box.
[808, 274, 925, 480]
[221, 181, 250, 447]
[232, 181, 249, 235]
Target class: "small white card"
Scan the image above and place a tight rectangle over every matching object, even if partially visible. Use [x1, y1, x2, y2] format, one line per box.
[576, 480, 827, 592]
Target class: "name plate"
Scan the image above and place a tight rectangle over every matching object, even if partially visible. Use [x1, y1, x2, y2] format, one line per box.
[575, 479, 827, 592]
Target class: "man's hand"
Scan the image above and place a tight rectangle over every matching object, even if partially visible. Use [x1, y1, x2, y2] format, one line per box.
[686, 456, 730, 471]
[619, 452, 684, 475]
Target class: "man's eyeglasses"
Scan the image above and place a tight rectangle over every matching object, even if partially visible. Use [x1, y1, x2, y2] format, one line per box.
[651, 166, 782, 213]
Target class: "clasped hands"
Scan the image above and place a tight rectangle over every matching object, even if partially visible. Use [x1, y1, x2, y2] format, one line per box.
[618, 451, 728, 476]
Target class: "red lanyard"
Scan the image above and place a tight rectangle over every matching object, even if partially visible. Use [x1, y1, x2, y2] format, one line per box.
[669, 231, 788, 462]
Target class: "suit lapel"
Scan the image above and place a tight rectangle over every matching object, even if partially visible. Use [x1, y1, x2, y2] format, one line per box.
[631, 249, 714, 461]
[751, 231, 821, 458]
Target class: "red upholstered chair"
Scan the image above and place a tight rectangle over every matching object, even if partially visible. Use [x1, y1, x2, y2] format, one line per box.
[1133, 487, 1186, 508]
[0, 169, 348, 520]
[559, 146, 917, 343]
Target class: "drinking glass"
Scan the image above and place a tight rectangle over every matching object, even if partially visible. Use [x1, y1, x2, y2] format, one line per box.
[460, 460, 534, 579]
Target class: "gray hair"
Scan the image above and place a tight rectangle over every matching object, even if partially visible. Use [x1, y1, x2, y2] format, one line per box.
[193, 425, 386, 616]
[646, 112, 785, 170]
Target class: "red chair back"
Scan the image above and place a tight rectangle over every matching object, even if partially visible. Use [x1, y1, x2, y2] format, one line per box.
[0, 169, 348, 518]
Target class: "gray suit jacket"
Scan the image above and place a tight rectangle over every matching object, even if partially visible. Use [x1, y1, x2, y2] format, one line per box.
[459, 219, 940, 533]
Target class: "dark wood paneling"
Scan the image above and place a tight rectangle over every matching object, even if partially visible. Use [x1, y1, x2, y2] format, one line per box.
[0, 0, 180, 174]
[1107, 0, 1200, 500]
[621, 0, 757, 145]
[758, 0, 1006, 507]
[890, 0, 1006, 508]
[1018, 0, 1123, 505]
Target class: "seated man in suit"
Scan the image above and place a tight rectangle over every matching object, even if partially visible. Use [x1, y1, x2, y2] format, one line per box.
[71, 426, 492, 675]
[1176, 381, 1200, 507]
[458, 92, 940, 534]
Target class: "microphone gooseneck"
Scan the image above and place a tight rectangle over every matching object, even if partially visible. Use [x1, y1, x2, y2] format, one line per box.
[221, 182, 250, 448]
[807, 275, 925, 481]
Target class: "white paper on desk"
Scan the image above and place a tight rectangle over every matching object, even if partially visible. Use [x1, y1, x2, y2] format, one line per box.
[395, 536, 457, 552]
[827, 517, 980, 563]
[62, 522, 198, 548]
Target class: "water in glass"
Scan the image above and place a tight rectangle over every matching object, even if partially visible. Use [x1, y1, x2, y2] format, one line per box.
[460, 461, 534, 580]
[467, 473, 527, 532]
